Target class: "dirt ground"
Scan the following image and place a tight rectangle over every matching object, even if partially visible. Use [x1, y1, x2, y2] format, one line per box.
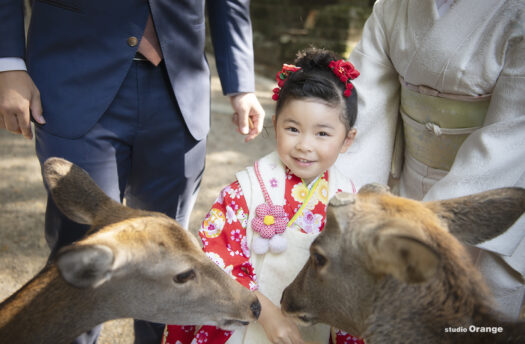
[0, 61, 277, 343]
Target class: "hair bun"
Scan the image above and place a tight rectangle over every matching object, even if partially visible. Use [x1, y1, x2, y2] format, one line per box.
[294, 47, 339, 71]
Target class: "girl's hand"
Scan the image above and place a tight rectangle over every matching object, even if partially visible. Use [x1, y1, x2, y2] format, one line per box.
[255, 291, 305, 344]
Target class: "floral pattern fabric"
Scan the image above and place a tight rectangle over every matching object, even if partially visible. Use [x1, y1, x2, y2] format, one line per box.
[163, 169, 363, 344]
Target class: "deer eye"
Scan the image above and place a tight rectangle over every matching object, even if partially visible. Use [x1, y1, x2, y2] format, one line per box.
[312, 252, 327, 268]
[173, 269, 196, 284]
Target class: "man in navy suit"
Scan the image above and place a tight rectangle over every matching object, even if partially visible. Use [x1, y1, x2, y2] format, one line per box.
[0, 0, 264, 343]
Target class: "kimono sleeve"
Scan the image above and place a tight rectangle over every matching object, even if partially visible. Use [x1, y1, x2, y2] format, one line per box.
[199, 180, 257, 290]
[335, 0, 401, 189]
[333, 329, 365, 344]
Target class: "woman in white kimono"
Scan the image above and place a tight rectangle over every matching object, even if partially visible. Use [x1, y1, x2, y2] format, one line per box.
[336, 0, 525, 318]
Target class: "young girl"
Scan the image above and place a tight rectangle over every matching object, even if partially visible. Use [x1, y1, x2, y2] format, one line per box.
[162, 48, 364, 344]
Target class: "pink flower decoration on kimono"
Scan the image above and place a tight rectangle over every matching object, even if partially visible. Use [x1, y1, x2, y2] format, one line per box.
[241, 236, 250, 258]
[295, 210, 323, 234]
[251, 204, 288, 239]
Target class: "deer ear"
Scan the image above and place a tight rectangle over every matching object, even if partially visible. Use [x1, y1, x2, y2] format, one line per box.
[327, 192, 357, 234]
[358, 183, 390, 195]
[368, 223, 440, 284]
[426, 187, 525, 246]
[43, 158, 120, 225]
[56, 244, 115, 288]
[329, 192, 356, 207]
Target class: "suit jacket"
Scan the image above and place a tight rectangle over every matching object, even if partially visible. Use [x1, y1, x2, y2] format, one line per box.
[0, 0, 255, 140]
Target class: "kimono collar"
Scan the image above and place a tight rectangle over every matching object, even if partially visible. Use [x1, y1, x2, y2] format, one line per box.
[285, 167, 328, 191]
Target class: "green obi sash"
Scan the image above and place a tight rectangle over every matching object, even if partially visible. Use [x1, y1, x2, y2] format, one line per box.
[394, 77, 491, 172]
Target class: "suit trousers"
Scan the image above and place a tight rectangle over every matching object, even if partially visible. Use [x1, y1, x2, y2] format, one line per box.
[35, 59, 206, 344]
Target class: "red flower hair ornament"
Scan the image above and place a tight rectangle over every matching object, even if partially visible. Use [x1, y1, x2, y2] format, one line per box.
[329, 59, 360, 97]
[272, 64, 301, 101]
[271, 59, 360, 101]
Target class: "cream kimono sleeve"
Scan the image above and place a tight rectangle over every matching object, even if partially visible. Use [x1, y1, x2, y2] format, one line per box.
[335, 0, 401, 189]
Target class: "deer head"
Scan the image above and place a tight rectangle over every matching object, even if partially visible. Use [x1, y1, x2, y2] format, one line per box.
[44, 157, 260, 328]
[281, 184, 525, 337]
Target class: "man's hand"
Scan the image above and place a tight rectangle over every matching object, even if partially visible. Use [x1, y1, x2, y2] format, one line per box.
[255, 291, 304, 344]
[230, 92, 265, 142]
[0, 71, 45, 140]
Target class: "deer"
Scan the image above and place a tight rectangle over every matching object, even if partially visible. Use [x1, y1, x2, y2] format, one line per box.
[0, 157, 261, 344]
[281, 183, 525, 343]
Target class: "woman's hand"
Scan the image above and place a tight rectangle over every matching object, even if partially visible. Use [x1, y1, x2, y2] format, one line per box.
[255, 291, 304, 344]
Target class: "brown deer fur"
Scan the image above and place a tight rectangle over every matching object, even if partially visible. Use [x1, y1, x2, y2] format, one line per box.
[281, 184, 525, 343]
[0, 158, 260, 344]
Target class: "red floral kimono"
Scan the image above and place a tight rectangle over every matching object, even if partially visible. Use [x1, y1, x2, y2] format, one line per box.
[163, 168, 363, 344]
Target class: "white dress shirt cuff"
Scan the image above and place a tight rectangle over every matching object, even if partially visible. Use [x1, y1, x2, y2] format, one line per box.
[0, 57, 27, 72]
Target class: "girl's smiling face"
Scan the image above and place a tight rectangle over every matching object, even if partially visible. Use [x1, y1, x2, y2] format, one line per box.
[273, 98, 356, 185]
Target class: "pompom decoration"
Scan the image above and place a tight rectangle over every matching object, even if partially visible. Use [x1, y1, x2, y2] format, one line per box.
[272, 64, 301, 101]
[252, 236, 270, 255]
[328, 59, 360, 97]
[252, 230, 287, 255]
[269, 234, 287, 253]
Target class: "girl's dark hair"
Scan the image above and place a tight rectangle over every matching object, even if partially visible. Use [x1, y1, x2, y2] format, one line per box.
[275, 47, 358, 131]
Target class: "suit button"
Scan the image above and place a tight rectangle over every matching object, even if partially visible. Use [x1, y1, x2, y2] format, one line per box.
[127, 36, 139, 47]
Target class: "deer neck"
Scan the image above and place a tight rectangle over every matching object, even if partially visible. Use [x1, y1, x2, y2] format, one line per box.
[0, 265, 116, 344]
[362, 262, 510, 344]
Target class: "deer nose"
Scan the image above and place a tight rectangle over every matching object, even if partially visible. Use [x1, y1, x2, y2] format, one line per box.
[251, 299, 261, 319]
